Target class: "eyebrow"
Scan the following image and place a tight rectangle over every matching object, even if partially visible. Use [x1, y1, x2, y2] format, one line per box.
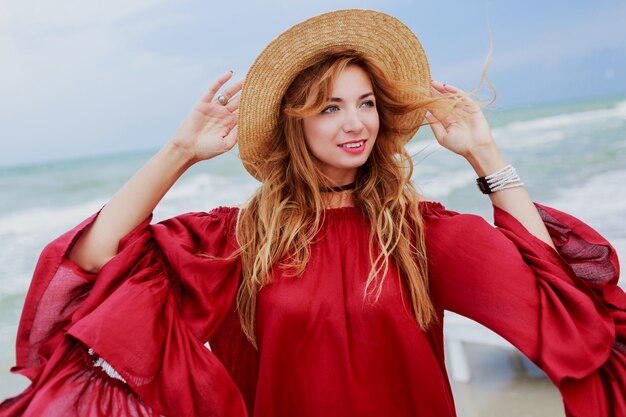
[328, 92, 374, 102]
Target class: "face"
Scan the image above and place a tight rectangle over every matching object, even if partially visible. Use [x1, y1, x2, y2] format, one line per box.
[302, 65, 379, 185]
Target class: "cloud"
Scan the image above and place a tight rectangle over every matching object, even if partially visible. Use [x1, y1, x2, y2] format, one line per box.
[0, 0, 199, 99]
[433, 2, 626, 85]
[605, 68, 616, 80]
[0, 0, 170, 31]
[495, 5, 626, 70]
[2, 0, 625, 166]
[0, 0, 227, 165]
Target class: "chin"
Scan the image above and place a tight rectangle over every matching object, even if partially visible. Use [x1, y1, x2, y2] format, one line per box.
[339, 160, 368, 170]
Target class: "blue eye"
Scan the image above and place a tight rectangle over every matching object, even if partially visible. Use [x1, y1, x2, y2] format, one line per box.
[322, 101, 375, 114]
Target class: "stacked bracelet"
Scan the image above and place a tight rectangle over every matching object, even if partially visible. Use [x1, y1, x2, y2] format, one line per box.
[476, 164, 524, 194]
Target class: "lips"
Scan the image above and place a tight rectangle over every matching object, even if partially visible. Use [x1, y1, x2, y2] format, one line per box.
[338, 139, 367, 149]
[337, 139, 367, 154]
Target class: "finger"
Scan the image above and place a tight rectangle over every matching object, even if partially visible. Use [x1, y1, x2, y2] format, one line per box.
[425, 113, 447, 141]
[222, 79, 244, 99]
[429, 83, 473, 124]
[444, 86, 475, 109]
[430, 80, 448, 93]
[431, 81, 467, 104]
[430, 80, 446, 96]
[225, 93, 241, 112]
[215, 79, 244, 107]
[223, 125, 238, 150]
[198, 70, 234, 104]
[427, 86, 452, 123]
[431, 80, 465, 95]
[430, 84, 461, 113]
[432, 80, 476, 108]
[433, 80, 461, 93]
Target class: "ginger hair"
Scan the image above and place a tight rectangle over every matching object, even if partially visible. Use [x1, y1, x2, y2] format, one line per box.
[233, 48, 485, 349]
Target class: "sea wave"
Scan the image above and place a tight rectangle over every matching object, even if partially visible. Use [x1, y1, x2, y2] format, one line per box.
[498, 100, 626, 134]
[0, 173, 254, 236]
[546, 168, 626, 238]
[492, 99, 626, 150]
[415, 170, 475, 198]
[493, 129, 567, 150]
[0, 172, 255, 297]
[0, 200, 105, 236]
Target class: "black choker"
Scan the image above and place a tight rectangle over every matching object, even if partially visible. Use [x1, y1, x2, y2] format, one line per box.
[320, 181, 357, 193]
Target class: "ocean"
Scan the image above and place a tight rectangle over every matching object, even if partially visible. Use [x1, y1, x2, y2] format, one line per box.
[1, 94, 625, 399]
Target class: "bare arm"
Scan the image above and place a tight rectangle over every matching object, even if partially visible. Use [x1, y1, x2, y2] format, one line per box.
[69, 71, 243, 273]
[464, 144, 556, 249]
[426, 80, 556, 250]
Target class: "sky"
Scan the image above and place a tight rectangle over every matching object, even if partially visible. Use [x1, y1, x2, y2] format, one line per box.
[1, 0, 625, 167]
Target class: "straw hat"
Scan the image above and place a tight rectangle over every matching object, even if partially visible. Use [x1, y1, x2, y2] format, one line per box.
[237, 9, 430, 181]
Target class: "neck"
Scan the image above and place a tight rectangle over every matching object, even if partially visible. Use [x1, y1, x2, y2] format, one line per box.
[321, 190, 355, 209]
[320, 180, 357, 193]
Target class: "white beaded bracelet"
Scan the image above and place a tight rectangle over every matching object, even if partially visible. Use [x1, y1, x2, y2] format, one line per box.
[476, 164, 524, 194]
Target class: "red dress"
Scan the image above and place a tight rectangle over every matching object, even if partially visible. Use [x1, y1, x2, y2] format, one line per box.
[1, 201, 624, 416]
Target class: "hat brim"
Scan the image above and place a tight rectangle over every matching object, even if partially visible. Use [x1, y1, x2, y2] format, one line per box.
[238, 9, 430, 181]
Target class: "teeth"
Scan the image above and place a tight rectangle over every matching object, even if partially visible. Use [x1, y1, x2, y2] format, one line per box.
[342, 142, 363, 148]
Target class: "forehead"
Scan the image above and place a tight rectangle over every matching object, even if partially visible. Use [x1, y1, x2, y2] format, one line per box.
[329, 65, 373, 94]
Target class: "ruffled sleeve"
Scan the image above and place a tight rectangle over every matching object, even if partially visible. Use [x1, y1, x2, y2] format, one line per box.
[422, 201, 625, 417]
[4, 207, 248, 417]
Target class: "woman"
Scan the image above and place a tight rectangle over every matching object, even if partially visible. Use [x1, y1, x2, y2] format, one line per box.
[1, 9, 624, 417]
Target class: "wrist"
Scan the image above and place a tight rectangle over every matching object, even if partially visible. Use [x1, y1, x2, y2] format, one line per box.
[464, 143, 508, 177]
[161, 141, 198, 171]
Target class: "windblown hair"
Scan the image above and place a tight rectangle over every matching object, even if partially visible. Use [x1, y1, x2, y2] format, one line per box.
[233, 48, 489, 349]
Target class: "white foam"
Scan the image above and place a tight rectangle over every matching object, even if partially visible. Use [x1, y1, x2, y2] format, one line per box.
[0, 173, 254, 236]
[492, 129, 567, 150]
[0, 273, 30, 296]
[406, 139, 440, 157]
[415, 170, 475, 198]
[613, 99, 626, 113]
[492, 99, 626, 150]
[499, 101, 626, 134]
[164, 173, 229, 200]
[0, 172, 259, 297]
[154, 173, 257, 220]
[0, 203, 105, 295]
[410, 100, 626, 153]
[546, 169, 626, 239]
[0, 199, 105, 235]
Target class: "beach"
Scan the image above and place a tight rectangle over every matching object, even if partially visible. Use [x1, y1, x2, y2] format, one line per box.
[1, 93, 625, 413]
[449, 344, 564, 416]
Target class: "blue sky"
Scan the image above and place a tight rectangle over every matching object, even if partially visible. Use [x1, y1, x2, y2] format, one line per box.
[1, 0, 625, 167]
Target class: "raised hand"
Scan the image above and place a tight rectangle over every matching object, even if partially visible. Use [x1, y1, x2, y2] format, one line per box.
[170, 71, 243, 163]
[425, 80, 495, 158]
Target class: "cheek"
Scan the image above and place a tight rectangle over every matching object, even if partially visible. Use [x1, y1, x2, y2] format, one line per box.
[366, 114, 380, 151]
[303, 118, 339, 149]
[370, 112, 380, 132]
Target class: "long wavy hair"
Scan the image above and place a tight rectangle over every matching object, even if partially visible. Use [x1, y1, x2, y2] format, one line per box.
[233, 48, 480, 349]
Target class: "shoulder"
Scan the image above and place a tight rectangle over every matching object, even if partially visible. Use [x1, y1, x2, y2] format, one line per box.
[416, 200, 496, 246]
[418, 206, 519, 273]
[415, 195, 458, 218]
[416, 199, 458, 219]
[153, 206, 241, 247]
[173, 206, 240, 224]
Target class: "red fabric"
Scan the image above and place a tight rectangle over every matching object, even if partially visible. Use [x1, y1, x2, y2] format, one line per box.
[0, 201, 624, 416]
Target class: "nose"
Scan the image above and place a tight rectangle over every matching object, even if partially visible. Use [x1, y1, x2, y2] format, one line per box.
[342, 108, 365, 133]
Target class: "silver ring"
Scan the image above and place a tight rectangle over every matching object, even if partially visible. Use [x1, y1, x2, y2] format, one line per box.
[217, 93, 228, 105]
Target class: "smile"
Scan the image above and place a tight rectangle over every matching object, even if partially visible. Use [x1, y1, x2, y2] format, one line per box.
[340, 142, 364, 149]
[338, 139, 366, 148]
[338, 140, 367, 154]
